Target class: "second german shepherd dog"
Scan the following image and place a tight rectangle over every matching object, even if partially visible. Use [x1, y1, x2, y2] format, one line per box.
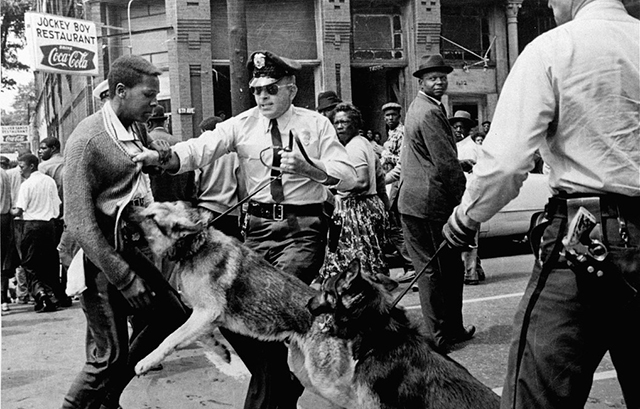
[308, 258, 501, 409]
[130, 201, 498, 408]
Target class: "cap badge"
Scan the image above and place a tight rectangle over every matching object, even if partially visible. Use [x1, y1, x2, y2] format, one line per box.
[253, 53, 266, 69]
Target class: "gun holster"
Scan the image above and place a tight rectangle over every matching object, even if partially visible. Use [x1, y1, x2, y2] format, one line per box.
[561, 197, 637, 303]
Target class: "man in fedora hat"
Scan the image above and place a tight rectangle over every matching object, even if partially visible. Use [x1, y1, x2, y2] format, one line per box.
[398, 54, 475, 353]
[449, 110, 487, 285]
[134, 50, 356, 409]
[450, 110, 477, 170]
[316, 90, 342, 122]
[450, 110, 480, 174]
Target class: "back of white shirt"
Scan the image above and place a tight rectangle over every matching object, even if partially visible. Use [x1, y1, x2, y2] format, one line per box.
[15, 171, 61, 221]
[462, 0, 640, 223]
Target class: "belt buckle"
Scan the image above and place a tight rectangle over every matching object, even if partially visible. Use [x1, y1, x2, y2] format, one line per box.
[273, 204, 284, 221]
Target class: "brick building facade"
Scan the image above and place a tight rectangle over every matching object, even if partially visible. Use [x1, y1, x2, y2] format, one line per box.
[29, 0, 577, 147]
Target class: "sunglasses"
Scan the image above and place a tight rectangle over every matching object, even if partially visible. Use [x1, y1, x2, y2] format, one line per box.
[250, 83, 290, 96]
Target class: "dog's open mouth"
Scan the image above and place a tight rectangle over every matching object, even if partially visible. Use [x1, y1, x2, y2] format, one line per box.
[317, 313, 335, 333]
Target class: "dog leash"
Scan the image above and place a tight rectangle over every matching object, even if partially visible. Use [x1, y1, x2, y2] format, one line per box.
[390, 240, 448, 309]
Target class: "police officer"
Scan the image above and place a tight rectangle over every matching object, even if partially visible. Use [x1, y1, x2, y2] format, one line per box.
[134, 50, 356, 409]
[442, 1, 639, 407]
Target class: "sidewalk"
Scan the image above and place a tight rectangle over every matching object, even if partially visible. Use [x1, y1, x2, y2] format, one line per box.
[1, 301, 333, 409]
[2, 267, 410, 409]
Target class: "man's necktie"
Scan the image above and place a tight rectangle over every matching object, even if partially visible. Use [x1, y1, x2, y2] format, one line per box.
[270, 119, 285, 203]
[440, 103, 448, 118]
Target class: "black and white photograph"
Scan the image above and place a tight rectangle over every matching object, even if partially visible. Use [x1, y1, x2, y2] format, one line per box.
[1, 0, 639, 408]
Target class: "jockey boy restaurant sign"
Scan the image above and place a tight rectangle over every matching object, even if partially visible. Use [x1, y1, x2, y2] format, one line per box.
[24, 12, 99, 76]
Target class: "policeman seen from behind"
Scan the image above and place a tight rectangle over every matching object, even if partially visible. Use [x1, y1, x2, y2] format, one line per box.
[442, 0, 640, 407]
[134, 50, 356, 409]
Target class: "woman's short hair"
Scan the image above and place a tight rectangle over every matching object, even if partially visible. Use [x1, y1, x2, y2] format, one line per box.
[333, 102, 362, 130]
[107, 55, 161, 98]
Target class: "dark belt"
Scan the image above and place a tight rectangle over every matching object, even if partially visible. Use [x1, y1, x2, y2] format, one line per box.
[546, 193, 640, 219]
[248, 201, 323, 221]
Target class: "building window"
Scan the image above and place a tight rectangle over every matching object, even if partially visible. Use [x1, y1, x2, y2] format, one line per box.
[440, 6, 491, 65]
[517, 1, 555, 52]
[352, 14, 403, 60]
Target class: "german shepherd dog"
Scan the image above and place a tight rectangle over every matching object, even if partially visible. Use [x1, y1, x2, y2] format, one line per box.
[308, 258, 501, 409]
[128, 201, 356, 407]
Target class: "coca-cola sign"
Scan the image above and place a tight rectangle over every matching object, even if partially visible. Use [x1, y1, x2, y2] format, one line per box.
[25, 12, 99, 76]
[40, 45, 96, 72]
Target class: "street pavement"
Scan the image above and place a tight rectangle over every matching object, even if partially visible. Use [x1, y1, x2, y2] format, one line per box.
[1, 250, 628, 408]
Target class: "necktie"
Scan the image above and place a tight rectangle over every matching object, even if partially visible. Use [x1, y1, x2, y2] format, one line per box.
[439, 103, 448, 118]
[270, 119, 285, 203]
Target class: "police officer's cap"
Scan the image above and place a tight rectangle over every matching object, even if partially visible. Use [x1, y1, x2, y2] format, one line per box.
[247, 51, 302, 87]
[92, 79, 109, 101]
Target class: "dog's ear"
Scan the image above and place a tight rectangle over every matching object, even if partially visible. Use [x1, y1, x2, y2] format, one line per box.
[372, 274, 399, 292]
[344, 258, 362, 285]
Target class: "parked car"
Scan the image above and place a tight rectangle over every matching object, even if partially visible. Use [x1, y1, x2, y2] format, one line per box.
[383, 170, 550, 240]
[479, 172, 551, 239]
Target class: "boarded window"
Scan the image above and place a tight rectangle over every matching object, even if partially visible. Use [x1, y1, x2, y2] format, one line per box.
[352, 14, 403, 60]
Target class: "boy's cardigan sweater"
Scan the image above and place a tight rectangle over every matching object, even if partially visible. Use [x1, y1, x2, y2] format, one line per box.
[63, 111, 148, 290]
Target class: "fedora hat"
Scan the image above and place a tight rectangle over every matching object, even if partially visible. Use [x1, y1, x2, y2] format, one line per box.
[316, 91, 342, 112]
[413, 54, 453, 78]
[448, 110, 475, 127]
[148, 105, 167, 121]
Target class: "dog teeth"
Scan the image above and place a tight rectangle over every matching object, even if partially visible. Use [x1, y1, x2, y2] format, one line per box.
[317, 314, 335, 332]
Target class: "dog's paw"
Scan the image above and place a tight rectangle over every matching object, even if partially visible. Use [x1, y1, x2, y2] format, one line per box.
[135, 355, 162, 376]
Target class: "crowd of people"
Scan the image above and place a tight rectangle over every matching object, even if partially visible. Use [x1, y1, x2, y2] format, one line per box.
[0, 138, 75, 313]
[1, 1, 637, 408]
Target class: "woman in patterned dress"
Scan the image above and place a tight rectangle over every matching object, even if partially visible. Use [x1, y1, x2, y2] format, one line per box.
[321, 102, 389, 279]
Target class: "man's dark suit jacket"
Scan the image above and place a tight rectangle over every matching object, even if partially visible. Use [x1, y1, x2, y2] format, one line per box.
[398, 92, 466, 222]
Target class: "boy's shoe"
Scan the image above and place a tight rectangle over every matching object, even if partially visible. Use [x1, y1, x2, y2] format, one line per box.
[34, 293, 58, 313]
[57, 296, 73, 308]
